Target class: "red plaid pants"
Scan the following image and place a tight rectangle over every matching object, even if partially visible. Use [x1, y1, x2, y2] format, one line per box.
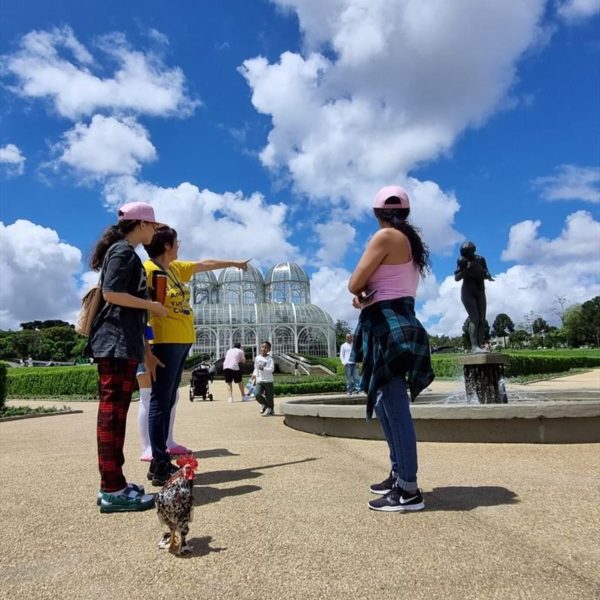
[96, 358, 138, 492]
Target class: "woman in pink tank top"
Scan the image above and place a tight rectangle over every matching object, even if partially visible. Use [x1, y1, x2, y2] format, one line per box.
[348, 185, 433, 513]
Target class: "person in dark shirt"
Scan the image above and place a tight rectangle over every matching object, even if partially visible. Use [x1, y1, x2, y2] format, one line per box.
[86, 202, 168, 514]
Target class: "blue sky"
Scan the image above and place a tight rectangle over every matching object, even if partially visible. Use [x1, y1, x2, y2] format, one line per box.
[1, 0, 599, 333]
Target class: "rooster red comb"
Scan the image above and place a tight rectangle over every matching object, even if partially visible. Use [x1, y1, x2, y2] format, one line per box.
[176, 456, 198, 470]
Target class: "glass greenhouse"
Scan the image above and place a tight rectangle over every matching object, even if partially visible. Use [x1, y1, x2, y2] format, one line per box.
[190, 262, 336, 359]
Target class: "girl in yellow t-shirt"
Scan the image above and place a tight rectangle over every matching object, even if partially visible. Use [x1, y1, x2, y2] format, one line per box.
[139, 226, 250, 486]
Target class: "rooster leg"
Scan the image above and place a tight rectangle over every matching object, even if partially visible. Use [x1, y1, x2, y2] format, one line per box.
[181, 523, 192, 554]
[168, 529, 180, 554]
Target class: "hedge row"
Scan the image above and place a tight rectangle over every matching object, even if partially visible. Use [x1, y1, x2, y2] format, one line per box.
[7, 366, 98, 398]
[275, 377, 346, 395]
[5, 352, 600, 398]
[503, 353, 600, 376]
[0, 362, 7, 410]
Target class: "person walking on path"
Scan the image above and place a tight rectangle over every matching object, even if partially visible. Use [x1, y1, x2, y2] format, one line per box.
[144, 225, 250, 486]
[340, 333, 361, 394]
[348, 185, 434, 513]
[223, 343, 246, 402]
[251, 341, 275, 416]
[85, 201, 167, 513]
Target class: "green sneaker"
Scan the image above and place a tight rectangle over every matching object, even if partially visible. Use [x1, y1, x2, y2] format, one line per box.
[99, 488, 155, 513]
[96, 482, 145, 506]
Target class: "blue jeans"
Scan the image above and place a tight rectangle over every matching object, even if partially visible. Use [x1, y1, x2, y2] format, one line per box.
[149, 343, 191, 463]
[344, 363, 360, 392]
[374, 376, 418, 492]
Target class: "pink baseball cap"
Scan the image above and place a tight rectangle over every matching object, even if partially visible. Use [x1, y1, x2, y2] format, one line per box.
[117, 201, 165, 226]
[372, 185, 410, 209]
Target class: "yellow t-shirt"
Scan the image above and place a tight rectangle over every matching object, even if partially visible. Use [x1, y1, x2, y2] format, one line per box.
[144, 260, 196, 344]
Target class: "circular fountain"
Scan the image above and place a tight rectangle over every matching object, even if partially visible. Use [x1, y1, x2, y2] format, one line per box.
[281, 384, 600, 444]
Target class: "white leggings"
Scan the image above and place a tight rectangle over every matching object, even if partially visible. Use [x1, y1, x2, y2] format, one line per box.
[137, 388, 179, 453]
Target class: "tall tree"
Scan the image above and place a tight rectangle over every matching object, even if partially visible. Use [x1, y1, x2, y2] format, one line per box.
[491, 313, 515, 347]
[508, 329, 530, 348]
[562, 304, 585, 347]
[531, 317, 549, 335]
[335, 320, 353, 350]
[552, 295, 568, 325]
[580, 296, 600, 346]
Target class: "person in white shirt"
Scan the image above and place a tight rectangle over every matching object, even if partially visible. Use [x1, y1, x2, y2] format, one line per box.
[223, 343, 246, 402]
[340, 333, 361, 394]
[251, 341, 275, 416]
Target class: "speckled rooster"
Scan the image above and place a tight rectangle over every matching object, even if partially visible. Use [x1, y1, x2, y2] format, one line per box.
[156, 456, 198, 555]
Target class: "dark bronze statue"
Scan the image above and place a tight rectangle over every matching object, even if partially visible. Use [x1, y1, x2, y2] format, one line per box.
[454, 241, 494, 352]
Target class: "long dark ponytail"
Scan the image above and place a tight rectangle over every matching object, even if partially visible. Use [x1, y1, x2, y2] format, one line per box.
[374, 198, 431, 276]
[89, 220, 139, 271]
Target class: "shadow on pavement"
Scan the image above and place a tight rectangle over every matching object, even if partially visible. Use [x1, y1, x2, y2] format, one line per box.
[191, 448, 240, 459]
[195, 457, 319, 486]
[424, 486, 519, 511]
[193, 484, 262, 506]
[168, 535, 227, 559]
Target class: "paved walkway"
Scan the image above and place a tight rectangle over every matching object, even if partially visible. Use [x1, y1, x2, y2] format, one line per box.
[1, 373, 599, 599]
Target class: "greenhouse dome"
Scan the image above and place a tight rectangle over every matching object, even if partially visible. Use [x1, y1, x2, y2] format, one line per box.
[217, 264, 265, 304]
[264, 262, 311, 304]
[190, 263, 336, 359]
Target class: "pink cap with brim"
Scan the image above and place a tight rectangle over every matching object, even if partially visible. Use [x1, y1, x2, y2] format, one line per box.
[117, 201, 166, 227]
[372, 185, 410, 209]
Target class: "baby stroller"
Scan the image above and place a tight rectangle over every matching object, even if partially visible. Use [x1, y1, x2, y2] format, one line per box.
[189, 360, 215, 402]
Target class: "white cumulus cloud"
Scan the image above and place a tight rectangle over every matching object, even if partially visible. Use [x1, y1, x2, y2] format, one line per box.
[532, 164, 600, 203]
[309, 266, 357, 326]
[501, 210, 600, 264]
[0, 143, 26, 175]
[241, 0, 547, 250]
[103, 176, 301, 268]
[315, 221, 356, 264]
[2, 26, 197, 119]
[0, 220, 83, 329]
[53, 115, 157, 179]
[556, 0, 600, 22]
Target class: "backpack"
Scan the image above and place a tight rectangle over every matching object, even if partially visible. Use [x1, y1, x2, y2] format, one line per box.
[75, 246, 113, 336]
[75, 286, 104, 336]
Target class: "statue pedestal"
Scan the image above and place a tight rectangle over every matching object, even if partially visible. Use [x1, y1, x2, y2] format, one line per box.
[458, 353, 509, 404]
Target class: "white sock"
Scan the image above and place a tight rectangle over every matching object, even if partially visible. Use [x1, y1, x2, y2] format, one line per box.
[137, 388, 151, 454]
[166, 389, 179, 448]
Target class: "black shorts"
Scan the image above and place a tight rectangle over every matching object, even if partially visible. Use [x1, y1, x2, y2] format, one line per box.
[224, 368, 242, 384]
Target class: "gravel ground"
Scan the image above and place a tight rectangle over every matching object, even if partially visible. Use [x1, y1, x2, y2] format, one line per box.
[1, 375, 599, 600]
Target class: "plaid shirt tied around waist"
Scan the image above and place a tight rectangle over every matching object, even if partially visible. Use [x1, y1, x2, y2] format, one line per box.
[351, 297, 435, 419]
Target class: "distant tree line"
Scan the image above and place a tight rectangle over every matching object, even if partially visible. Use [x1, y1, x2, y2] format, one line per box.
[433, 295, 599, 351]
[1, 297, 598, 361]
[0, 321, 87, 362]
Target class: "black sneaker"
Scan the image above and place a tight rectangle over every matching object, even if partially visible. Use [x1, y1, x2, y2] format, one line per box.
[368, 485, 425, 512]
[147, 461, 178, 486]
[369, 472, 396, 495]
[259, 405, 267, 414]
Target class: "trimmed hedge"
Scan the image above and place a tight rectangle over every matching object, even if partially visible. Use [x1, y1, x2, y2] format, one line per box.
[6, 351, 600, 398]
[0, 362, 7, 410]
[431, 356, 462, 378]
[275, 377, 346, 395]
[503, 353, 600, 376]
[7, 366, 98, 398]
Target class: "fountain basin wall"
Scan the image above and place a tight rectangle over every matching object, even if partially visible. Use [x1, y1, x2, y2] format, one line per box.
[281, 394, 600, 443]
